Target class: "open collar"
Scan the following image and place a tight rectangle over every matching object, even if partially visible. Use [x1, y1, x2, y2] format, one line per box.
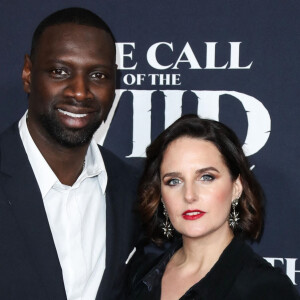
[139, 237, 248, 299]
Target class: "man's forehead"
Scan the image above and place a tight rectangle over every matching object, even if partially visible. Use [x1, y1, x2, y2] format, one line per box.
[40, 23, 111, 42]
[33, 23, 115, 60]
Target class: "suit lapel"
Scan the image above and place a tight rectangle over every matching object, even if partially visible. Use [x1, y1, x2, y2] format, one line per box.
[96, 150, 123, 298]
[96, 147, 142, 299]
[0, 124, 67, 300]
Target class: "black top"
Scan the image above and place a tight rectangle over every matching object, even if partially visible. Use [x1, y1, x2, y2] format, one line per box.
[128, 237, 299, 299]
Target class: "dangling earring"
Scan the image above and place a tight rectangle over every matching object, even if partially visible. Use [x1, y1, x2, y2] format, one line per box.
[161, 201, 173, 238]
[229, 198, 240, 229]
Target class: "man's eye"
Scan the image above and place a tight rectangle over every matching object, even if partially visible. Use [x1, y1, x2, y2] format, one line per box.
[90, 72, 106, 79]
[200, 174, 215, 181]
[50, 68, 68, 77]
[167, 178, 181, 186]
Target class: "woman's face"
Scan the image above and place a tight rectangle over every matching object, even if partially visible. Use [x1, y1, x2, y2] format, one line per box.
[160, 136, 242, 241]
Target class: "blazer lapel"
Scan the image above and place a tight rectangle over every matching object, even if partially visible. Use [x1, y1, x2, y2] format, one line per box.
[96, 170, 123, 298]
[0, 124, 67, 300]
[96, 147, 135, 299]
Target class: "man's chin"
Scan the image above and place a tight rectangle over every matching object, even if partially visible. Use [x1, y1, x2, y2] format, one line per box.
[40, 115, 101, 148]
[53, 126, 99, 148]
[56, 133, 92, 148]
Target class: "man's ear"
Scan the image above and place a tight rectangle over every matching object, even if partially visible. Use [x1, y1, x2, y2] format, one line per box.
[22, 54, 32, 94]
[233, 175, 243, 200]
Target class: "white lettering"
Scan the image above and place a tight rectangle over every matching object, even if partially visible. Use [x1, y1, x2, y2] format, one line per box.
[147, 42, 174, 70]
[148, 74, 158, 85]
[163, 90, 186, 128]
[126, 90, 156, 157]
[147, 74, 182, 85]
[106, 89, 270, 157]
[117, 42, 253, 70]
[93, 89, 127, 144]
[264, 257, 299, 285]
[173, 42, 202, 69]
[193, 90, 271, 156]
[229, 42, 253, 69]
[264, 257, 285, 267]
[205, 42, 228, 69]
[136, 74, 146, 85]
[123, 74, 136, 85]
[172, 74, 181, 85]
[116, 43, 137, 70]
[286, 258, 300, 285]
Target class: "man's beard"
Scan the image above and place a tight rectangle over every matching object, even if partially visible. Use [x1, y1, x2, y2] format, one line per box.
[40, 112, 102, 148]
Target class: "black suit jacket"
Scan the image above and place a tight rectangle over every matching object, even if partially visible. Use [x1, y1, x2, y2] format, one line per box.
[0, 123, 141, 300]
[128, 237, 299, 299]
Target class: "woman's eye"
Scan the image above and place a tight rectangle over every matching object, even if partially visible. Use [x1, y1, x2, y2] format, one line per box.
[167, 178, 181, 186]
[201, 174, 215, 181]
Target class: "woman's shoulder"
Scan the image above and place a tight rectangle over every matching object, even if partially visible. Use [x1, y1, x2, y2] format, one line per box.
[127, 238, 181, 297]
[233, 241, 299, 299]
[129, 243, 164, 281]
[128, 240, 173, 280]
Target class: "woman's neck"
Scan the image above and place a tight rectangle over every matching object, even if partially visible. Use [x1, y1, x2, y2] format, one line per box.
[173, 229, 234, 277]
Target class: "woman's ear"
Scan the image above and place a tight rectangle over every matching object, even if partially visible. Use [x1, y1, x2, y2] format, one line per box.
[233, 175, 243, 200]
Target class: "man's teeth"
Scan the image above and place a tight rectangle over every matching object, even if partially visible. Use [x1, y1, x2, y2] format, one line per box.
[58, 109, 87, 118]
[186, 212, 201, 216]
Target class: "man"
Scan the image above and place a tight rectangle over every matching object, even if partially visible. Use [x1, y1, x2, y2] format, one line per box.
[0, 7, 140, 300]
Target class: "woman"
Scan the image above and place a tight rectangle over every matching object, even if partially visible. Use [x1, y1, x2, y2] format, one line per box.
[128, 115, 299, 299]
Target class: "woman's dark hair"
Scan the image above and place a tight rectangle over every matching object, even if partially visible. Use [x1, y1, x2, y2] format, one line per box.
[139, 114, 264, 245]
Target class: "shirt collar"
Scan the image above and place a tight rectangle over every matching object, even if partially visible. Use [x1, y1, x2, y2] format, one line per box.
[19, 112, 57, 198]
[77, 138, 107, 193]
[19, 111, 107, 197]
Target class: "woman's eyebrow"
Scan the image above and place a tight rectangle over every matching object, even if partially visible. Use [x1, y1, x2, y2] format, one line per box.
[162, 172, 182, 179]
[195, 167, 220, 174]
[162, 167, 220, 179]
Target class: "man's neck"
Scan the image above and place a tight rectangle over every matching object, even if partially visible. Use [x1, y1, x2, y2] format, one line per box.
[44, 147, 88, 186]
[27, 121, 90, 186]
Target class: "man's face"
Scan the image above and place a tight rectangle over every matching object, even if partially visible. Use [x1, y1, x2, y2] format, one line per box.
[22, 23, 116, 147]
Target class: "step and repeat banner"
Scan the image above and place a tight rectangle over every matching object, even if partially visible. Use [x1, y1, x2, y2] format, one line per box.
[0, 0, 299, 291]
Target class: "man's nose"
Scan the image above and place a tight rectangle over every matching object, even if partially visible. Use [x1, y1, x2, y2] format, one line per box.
[65, 74, 93, 101]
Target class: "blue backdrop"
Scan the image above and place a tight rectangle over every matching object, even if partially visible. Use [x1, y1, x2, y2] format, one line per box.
[0, 0, 299, 291]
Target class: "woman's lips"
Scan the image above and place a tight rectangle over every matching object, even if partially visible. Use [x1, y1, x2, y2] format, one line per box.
[182, 210, 206, 220]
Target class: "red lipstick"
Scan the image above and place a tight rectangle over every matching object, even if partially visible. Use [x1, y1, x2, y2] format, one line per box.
[182, 210, 205, 220]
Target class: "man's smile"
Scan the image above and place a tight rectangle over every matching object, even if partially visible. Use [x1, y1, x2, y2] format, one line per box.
[58, 108, 88, 118]
[55, 105, 100, 130]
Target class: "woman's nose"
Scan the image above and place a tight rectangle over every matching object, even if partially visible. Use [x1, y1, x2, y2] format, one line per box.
[184, 182, 198, 203]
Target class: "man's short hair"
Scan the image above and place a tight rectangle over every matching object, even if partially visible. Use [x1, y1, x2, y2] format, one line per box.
[30, 7, 116, 61]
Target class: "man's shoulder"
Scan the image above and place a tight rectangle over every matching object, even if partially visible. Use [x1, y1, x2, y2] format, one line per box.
[98, 145, 144, 178]
[0, 122, 24, 170]
[0, 122, 19, 144]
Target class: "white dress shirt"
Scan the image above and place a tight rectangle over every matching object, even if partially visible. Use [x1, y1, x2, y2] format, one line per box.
[19, 112, 107, 300]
